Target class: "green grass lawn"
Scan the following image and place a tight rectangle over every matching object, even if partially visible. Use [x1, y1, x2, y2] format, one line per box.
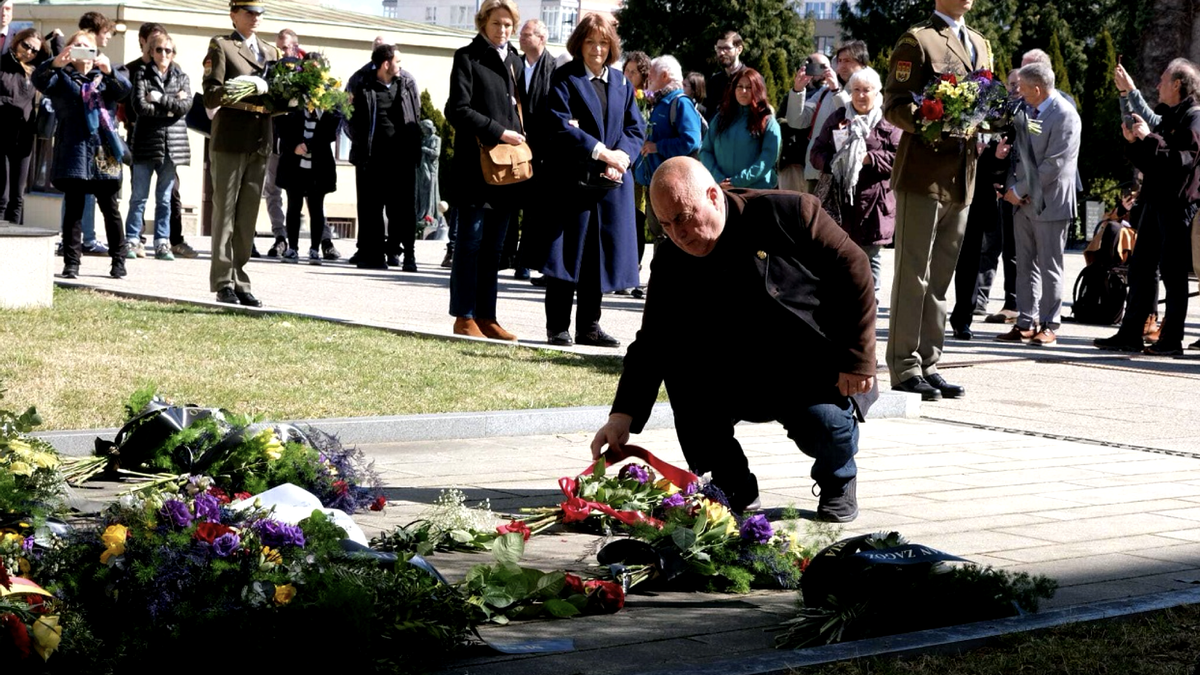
[1, 287, 637, 430]
[794, 604, 1200, 675]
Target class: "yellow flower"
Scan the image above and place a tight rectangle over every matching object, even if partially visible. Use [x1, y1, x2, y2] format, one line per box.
[273, 583, 296, 605]
[653, 478, 680, 495]
[1, 532, 23, 546]
[5, 438, 32, 454]
[30, 451, 59, 470]
[257, 429, 284, 461]
[261, 546, 282, 566]
[100, 524, 128, 564]
[703, 500, 738, 536]
[8, 461, 32, 476]
[31, 615, 62, 661]
[635, 88, 645, 100]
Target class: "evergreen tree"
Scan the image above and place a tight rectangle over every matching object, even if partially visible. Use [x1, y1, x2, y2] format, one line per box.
[1047, 31, 1072, 100]
[420, 90, 456, 203]
[760, 53, 779, 105]
[1079, 29, 1126, 200]
[771, 49, 792, 106]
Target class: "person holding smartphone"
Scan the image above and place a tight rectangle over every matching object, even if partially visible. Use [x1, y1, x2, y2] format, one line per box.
[33, 29, 132, 279]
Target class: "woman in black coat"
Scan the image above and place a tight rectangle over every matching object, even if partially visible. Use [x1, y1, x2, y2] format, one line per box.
[444, 0, 526, 341]
[33, 30, 131, 279]
[540, 13, 643, 347]
[0, 28, 42, 224]
[274, 99, 339, 264]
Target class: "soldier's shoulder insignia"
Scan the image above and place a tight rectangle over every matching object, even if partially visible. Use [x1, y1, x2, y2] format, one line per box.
[897, 34, 920, 49]
[895, 61, 912, 83]
[203, 58, 213, 78]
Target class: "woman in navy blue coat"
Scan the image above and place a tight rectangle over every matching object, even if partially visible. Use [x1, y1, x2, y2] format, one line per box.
[540, 13, 644, 347]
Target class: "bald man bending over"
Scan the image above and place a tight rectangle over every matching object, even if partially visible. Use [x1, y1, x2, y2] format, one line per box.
[590, 157, 877, 522]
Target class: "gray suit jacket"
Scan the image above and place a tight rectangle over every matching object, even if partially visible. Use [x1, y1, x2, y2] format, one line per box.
[1009, 93, 1081, 221]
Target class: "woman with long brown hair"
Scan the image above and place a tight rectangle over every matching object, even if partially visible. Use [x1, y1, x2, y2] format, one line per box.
[699, 67, 780, 189]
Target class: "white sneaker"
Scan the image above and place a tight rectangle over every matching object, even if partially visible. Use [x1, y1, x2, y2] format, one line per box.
[281, 248, 299, 264]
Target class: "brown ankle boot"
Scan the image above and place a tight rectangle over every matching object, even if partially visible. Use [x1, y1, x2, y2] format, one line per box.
[1144, 315, 1161, 344]
[476, 319, 517, 341]
[453, 317, 485, 337]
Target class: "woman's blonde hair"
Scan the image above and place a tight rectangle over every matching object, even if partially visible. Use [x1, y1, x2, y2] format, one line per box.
[474, 0, 520, 34]
[65, 30, 97, 49]
[148, 32, 175, 57]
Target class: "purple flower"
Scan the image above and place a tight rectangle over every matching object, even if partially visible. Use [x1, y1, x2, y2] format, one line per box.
[740, 514, 773, 544]
[684, 482, 699, 496]
[193, 493, 221, 522]
[160, 499, 193, 528]
[253, 519, 306, 548]
[212, 532, 240, 557]
[619, 464, 650, 484]
[662, 493, 685, 509]
[700, 482, 730, 508]
[21, 536, 34, 553]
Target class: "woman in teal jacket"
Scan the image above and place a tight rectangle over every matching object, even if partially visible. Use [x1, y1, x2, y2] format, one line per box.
[700, 67, 780, 189]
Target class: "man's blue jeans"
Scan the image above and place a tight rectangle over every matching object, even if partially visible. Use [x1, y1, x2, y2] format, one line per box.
[125, 157, 177, 246]
[449, 204, 510, 319]
[60, 194, 96, 244]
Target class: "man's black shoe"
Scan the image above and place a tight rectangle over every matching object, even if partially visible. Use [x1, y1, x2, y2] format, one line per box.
[951, 325, 973, 340]
[402, 254, 418, 272]
[266, 237, 287, 258]
[815, 477, 858, 523]
[513, 267, 530, 280]
[440, 249, 453, 268]
[925, 373, 965, 399]
[530, 274, 548, 287]
[61, 265, 78, 279]
[250, 245, 262, 259]
[235, 291, 262, 307]
[892, 376, 942, 401]
[215, 287, 239, 304]
[386, 254, 401, 267]
[355, 257, 388, 270]
[576, 328, 620, 348]
[109, 258, 127, 279]
[547, 330, 573, 346]
[1094, 334, 1144, 352]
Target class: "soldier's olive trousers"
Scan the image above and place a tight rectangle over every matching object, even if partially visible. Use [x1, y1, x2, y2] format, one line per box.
[209, 149, 267, 293]
[886, 190, 969, 386]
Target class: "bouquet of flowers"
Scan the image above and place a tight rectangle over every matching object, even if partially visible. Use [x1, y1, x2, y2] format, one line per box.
[911, 69, 1013, 143]
[516, 458, 672, 536]
[0, 563, 61, 664]
[222, 54, 352, 118]
[0, 395, 67, 521]
[372, 488, 501, 556]
[634, 88, 654, 125]
[60, 390, 384, 513]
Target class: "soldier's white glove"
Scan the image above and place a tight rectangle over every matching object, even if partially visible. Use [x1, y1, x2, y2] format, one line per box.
[231, 75, 269, 95]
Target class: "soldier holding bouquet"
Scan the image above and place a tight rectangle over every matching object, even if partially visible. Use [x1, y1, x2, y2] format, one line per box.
[882, 0, 991, 402]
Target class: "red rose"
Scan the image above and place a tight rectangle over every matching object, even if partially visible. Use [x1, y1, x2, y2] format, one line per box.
[560, 496, 592, 523]
[208, 487, 231, 504]
[977, 69, 993, 82]
[333, 480, 349, 495]
[234, 492, 252, 501]
[0, 613, 30, 659]
[920, 98, 945, 121]
[369, 496, 387, 512]
[563, 573, 585, 596]
[0, 562, 10, 591]
[496, 519, 532, 540]
[193, 522, 234, 544]
[583, 579, 625, 613]
[939, 72, 957, 85]
[799, 557, 811, 572]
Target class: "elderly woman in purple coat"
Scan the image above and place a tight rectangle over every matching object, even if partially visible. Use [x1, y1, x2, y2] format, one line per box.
[810, 67, 901, 294]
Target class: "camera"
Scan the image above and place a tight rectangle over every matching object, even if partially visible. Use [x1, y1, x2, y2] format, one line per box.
[804, 61, 826, 77]
[70, 46, 98, 60]
[1122, 114, 1136, 127]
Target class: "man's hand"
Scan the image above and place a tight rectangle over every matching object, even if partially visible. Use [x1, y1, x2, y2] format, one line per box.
[995, 137, 1012, 160]
[641, 140, 657, 156]
[590, 413, 632, 460]
[1128, 113, 1150, 140]
[719, 178, 732, 188]
[95, 54, 111, 74]
[793, 68, 812, 92]
[1003, 188, 1025, 206]
[294, 142, 308, 155]
[500, 129, 526, 145]
[837, 373, 874, 397]
[1114, 63, 1135, 95]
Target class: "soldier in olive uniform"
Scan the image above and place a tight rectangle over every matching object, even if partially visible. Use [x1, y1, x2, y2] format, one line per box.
[202, 0, 279, 307]
[882, 0, 991, 402]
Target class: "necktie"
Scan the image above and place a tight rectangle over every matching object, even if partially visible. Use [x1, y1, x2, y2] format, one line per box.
[1030, 105, 1039, 119]
[591, 76, 608, 117]
[958, 27, 973, 64]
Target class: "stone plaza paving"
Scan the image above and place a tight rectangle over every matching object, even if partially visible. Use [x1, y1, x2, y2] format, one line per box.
[42, 235, 1200, 673]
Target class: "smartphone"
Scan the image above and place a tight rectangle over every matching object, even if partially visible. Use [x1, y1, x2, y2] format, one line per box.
[804, 61, 825, 77]
[70, 46, 97, 60]
[1122, 114, 1136, 127]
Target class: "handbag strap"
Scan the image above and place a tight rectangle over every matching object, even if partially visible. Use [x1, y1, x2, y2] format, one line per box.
[510, 61, 525, 135]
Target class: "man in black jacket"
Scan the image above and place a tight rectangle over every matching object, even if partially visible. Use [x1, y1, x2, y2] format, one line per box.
[347, 42, 421, 271]
[1096, 58, 1200, 356]
[703, 31, 745, 122]
[590, 157, 877, 522]
[502, 18, 556, 280]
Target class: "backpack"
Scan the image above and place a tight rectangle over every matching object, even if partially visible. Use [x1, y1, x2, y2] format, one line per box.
[668, 95, 706, 156]
[1071, 220, 1135, 325]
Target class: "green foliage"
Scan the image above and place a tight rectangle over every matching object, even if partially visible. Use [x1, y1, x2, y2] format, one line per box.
[1047, 31, 1072, 100]
[460, 533, 589, 624]
[1080, 29, 1126, 195]
[297, 509, 349, 558]
[0, 390, 66, 518]
[614, 0, 813, 80]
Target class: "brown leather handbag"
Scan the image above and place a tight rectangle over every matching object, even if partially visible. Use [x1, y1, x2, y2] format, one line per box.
[479, 67, 533, 185]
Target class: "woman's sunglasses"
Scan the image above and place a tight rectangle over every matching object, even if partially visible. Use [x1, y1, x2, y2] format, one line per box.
[154, 47, 174, 55]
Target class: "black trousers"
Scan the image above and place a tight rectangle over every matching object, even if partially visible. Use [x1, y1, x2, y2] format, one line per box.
[60, 179, 124, 268]
[950, 194, 999, 330]
[1115, 199, 1197, 346]
[544, 215, 601, 335]
[286, 187, 326, 251]
[975, 200, 1017, 312]
[169, 169, 185, 246]
[355, 163, 415, 263]
[0, 145, 32, 224]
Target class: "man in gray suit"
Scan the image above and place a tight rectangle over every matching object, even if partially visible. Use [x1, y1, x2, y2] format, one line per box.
[994, 62, 1081, 346]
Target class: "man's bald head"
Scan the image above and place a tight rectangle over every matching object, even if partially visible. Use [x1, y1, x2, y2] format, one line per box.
[649, 157, 726, 257]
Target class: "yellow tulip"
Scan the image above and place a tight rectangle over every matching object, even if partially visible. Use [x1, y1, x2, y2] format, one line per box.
[273, 583, 296, 605]
[257, 430, 284, 461]
[8, 461, 32, 476]
[100, 524, 128, 564]
[32, 615, 62, 661]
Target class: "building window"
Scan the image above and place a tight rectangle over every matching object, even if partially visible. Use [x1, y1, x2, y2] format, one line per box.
[816, 36, 834, 55]
[804, 2, 826, 19]
[450, 5, 473, 30]
[541, 5, 561, 42]
[424, 6, 437, 23]
[382, 0, 398, 18]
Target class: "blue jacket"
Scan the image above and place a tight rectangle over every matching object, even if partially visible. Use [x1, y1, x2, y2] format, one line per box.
[632, 88, 702, 185]
[700, 106, 781, 189]
[32, 61, 130, 183]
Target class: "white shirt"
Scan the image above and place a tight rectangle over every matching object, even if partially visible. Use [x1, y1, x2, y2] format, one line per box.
[237, 31, 263, 64]
[523, 52, 539, 89]
[933, 10, 975, 65]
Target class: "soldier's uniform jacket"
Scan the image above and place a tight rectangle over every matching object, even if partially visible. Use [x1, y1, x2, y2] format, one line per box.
[202, 32, 280, 154]
[883, 14, 992, 205]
